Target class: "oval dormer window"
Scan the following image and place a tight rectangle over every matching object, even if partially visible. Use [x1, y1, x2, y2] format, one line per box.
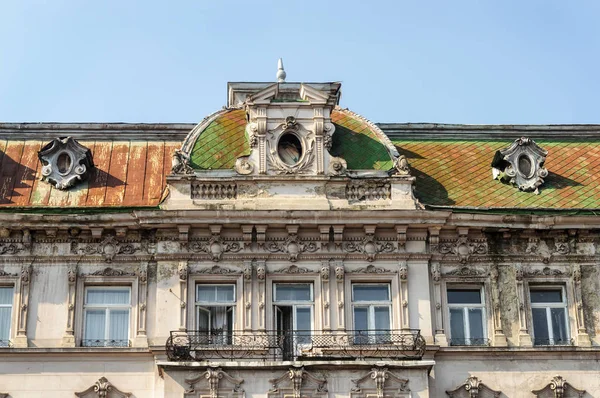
[57, 152, 73, 175]
[278, 133, 303, 166]
[517, 154, 533, 178]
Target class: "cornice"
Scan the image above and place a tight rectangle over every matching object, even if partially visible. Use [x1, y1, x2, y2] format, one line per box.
[380, 122, 600, 140]
[0, 122, 194, 141]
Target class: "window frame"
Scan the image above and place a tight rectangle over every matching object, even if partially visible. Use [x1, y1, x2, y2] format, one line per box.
[351, 283, 392, 332]
[82, 286, 132, 347]
[187, 272, 244, 332]
[446, 285, 487, 346]
[0, 282, 17, 348]
[273, 282, 315, 332]
[528, 284, 571, 346]
[75, 273, 139, 348]
[344, 269, 401, 331]
[195, 283, 237, 332]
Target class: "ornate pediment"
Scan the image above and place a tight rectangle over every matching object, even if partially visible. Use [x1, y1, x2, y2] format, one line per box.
[492, 137, 548, 194]
[38, 136, 94, 190]
[269, 366, 327, 398]
[351, 367, 409, 398]
[75, 377, 131, 397]
[532, 375, 585, 398]
[185, 367, 244, 398]
[446, 376, 501, 398]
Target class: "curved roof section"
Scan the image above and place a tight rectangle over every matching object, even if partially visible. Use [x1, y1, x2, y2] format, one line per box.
[187, 107, 395, 171]
[392, 138, 600, 210]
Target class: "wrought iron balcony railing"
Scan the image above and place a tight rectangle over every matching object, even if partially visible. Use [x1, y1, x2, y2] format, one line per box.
[533, 338, 574, 346]
[81, 339, 130, 347]
[448, 338, 491, 347]
[166, 329, 426, 361]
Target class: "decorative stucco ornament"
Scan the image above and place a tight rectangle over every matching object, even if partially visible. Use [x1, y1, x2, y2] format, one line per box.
[491, 137, 548, 194]
[38, 136, 94, 190]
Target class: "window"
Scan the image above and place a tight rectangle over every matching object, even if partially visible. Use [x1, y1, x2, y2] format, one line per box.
[352, 284, 391, 344]
[530, 286, 570, 345]
[274, 283, 313, 359]
[0, 286, 13, 347]
[83, 287, 131, 347]
[447, 288, 487, 346]
[196, 284, 235, 345]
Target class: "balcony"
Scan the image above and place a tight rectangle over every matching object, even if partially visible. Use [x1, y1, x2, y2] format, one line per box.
[81, 339, 130, 347]
[165, 329, 426, 362]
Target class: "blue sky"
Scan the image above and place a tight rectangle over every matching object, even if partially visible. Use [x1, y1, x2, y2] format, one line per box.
[1, 0, 599, 124]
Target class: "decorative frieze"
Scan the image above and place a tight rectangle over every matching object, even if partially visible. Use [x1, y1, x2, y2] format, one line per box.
[0, 242, 26, 255]
[343, 235, 395, 262]
[191, 183, 237, 200]
[438, 236, 488, 264]
[188, 237, 243, 262]
[71, 236, 140, 263]
[444, 266, 487, 277]
[265, 228, 318, 262]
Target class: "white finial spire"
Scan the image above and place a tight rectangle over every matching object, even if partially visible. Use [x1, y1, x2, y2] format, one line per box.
[276, 58, 286, 82]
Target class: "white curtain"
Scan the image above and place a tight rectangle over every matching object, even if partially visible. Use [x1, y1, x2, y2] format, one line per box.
[84, 309, 106, 340]
[109, 310, 129, 342]
[86, 288, 130, 305]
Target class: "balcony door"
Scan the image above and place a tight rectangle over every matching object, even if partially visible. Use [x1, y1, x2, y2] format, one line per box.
[273, 283, 313, 359]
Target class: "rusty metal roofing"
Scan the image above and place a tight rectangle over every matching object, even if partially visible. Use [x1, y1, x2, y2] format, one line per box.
[392, 139, 600, 209]
[0, 139, 180, 208]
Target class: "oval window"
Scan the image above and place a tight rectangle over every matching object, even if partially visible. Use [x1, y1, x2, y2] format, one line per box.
[518, 155, 532, 177]
[278, 134, 303, 166]
[57, 152, 72, 175]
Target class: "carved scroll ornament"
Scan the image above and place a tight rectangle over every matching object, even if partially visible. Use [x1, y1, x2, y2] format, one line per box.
[532, 375, 585, 398]
[492, 137, 548, 194]
[75, 377, 131, 398]
[38, 136, 94, 190]
[446, 376, 500, 398]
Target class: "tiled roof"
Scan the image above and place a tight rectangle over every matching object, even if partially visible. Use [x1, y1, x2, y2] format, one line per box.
[392, 139, 600, 209]
[189, 108, 394, 171]
[0, 139, 180, 208]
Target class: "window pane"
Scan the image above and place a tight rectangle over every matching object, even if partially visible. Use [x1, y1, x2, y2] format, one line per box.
[296, 307, 311, 330]
[354, 307, 368, 331]
[275, 284, 312, 301]
[447, 289, 481, 304]
[468, 308, 484, 341]
[85, 309, 106, 340]
[197, 286, 215, 302]
[374, 306, 391, 330]
[551, 308, 569, 343]
[109, 310, 129, 341]
[531, 289, 562, 303]
[216, 286, 234, 302]
[0, 307, 11, 341]
[210, 307, 232, 330]
[532, 308, 550, 344]
[197, 307, 210, 331]
[449, 308, 465, 342]
[353, 285, 390, 302]
[0, 287, 13, 305]
[86, 289, 130, 305]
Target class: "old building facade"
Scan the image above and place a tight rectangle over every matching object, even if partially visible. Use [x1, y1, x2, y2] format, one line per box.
[0, 73, 599, 397]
